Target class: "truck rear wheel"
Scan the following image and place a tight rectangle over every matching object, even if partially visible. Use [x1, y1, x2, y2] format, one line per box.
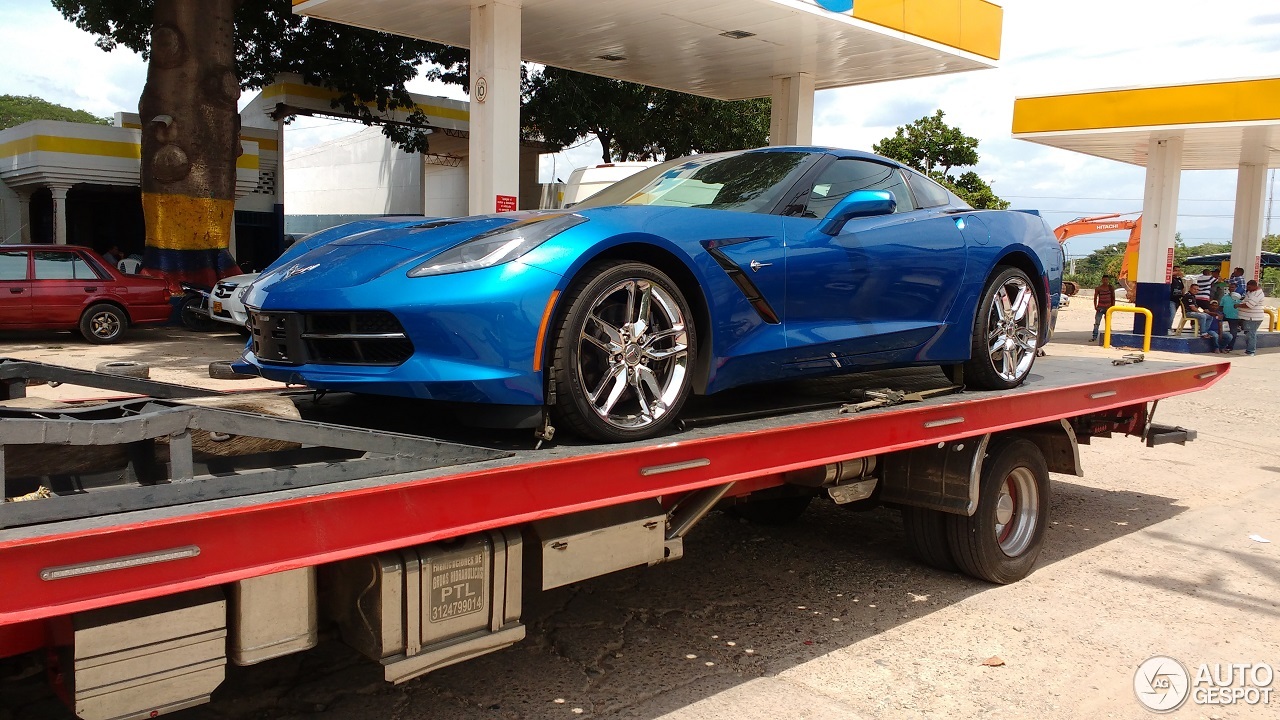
[901, 506, 957, 572]
[946, 436, 1049, 584]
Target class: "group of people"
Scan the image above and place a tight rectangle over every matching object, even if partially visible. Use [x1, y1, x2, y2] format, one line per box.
[1170, 266, 1268, 355]
[1089, 266, 1269, 355]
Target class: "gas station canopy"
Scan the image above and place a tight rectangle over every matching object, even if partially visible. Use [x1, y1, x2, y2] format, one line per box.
[1012, 77, 1280, 170]
[292, 0, 1002, 100]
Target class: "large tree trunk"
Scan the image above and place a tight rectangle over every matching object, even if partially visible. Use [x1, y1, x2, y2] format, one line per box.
[139, 0, 240, 288]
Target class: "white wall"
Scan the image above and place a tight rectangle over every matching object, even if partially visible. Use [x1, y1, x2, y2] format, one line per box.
[286, 127, 423, 215]
[423, 163, 467, 218]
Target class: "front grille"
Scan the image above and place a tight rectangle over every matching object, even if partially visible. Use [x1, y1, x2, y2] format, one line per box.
[248, 310, 413, 366]
[213, 282, 238, 299]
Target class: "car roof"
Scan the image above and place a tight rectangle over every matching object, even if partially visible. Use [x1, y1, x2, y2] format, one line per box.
[739, 145, 905, 166]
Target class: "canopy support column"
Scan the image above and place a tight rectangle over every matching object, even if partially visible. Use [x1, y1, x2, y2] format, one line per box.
[1134, 134, 1183, 335]
[468, 0, 522, 216]
[15, 190, 32, 243]
[769, 73, 814, 145]
[1230, 129, 1269, 281]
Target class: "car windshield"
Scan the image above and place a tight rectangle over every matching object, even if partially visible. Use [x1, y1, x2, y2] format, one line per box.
[574, 150, 816, 214]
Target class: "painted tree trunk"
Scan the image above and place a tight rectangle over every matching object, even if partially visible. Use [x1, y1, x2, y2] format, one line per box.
[138, 0, 240, 287]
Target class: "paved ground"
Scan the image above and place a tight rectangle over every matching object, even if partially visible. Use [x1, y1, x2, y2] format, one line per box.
[2, 297, 1277, 719]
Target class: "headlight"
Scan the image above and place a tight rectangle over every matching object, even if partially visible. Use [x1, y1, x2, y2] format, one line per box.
[407, 214, 587, 278]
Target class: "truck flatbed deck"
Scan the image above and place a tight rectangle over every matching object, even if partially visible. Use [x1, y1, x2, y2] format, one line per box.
[0, 355, 1226, 627]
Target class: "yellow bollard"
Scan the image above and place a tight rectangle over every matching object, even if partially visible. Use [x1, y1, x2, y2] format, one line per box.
[1103, 306, 1153, 353]
[1263, 307, 1278, 332]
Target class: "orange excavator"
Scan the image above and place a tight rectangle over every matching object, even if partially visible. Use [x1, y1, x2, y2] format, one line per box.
[1053, 213, 1142, 297]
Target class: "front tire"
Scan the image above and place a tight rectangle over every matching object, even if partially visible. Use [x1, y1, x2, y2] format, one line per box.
[551, 261, 696, 442]
[945, 436, 1050, 584]
[962, 266, 1041, 390]
[79, 304, 128, 344]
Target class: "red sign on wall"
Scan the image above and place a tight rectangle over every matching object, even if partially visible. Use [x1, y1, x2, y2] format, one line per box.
[496, 195, 517, 213]
[1165, 248, 1175, 282]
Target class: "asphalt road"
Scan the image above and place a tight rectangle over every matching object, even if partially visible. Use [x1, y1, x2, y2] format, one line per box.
[2, 299, 1277, 720]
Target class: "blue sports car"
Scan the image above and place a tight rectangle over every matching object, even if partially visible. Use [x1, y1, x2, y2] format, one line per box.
[241, 147, 1060, 441]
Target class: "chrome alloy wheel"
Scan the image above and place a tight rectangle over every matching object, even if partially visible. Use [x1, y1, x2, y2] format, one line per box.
[994, 466, 1040, 556]
[986, 276, 1039, 383]
[576, 278, 689, 430]
[89, 310, 122, 340]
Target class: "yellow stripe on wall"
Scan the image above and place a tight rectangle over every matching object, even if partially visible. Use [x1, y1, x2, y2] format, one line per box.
[853, 0, 1002, 61]
[1013, 78, 1280, 134]
[0, 135, 140, 160]
[0, 134, 264, 166]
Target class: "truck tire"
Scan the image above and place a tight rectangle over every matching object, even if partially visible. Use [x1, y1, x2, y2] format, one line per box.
[209, 361, 256, 380]
[901, 506, 957, 572]
[946, 436, 1049, 584]
[729, 494, 813, 525]
[95, 361, 150, 379]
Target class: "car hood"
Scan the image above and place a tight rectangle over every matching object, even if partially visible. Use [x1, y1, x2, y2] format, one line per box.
[247, 212, 563, 302]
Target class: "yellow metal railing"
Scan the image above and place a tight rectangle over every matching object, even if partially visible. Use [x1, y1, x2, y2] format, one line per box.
[1103, 306, 1153, 353]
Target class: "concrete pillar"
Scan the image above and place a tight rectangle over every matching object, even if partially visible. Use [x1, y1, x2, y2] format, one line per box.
[1133, 134, 1183, 335]
[16, 189, 32, 243]
[468, 0, 522, 216]
[769, 73, 815, 145]
[1230, 128, 1269, 282]
[48, 185, 71, 245]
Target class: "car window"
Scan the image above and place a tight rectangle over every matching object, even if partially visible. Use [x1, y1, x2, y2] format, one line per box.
[33, 251, 103, 280]
[574, 151, 818, 214]
[802, 159, 915, 218]
[905, 171, 954, 208]
[0, 250, 27, 281]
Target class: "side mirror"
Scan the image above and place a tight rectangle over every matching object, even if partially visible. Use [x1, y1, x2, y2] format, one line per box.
[817, 190, 896, 235]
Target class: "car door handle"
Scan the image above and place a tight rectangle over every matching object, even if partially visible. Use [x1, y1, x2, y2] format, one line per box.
[9, 288, 23, 294]
[84, 286, 99, 293]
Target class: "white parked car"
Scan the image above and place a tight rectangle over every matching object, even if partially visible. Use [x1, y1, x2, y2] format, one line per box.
[210, 273, 259, 330]
[561, 162, 656, 206]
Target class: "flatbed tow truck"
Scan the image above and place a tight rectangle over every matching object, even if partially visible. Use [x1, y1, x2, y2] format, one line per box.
[0, 354, 1225, 720]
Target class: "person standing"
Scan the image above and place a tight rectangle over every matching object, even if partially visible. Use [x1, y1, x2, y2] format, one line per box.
[1091, 275, 1116, 342]
[1229, 267, 1248, 296]
[1236, 280, 1268, 356]
[1169, 266, 1186, 333]
[1219, 290, 1243, 351]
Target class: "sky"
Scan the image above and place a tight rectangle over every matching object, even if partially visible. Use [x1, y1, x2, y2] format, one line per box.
[2, 0, 1278, 256]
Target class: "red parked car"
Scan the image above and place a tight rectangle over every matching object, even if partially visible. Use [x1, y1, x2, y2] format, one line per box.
[0, 245, 173, 344]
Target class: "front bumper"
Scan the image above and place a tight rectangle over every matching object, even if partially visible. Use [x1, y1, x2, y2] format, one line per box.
[240, 260, 563, 406]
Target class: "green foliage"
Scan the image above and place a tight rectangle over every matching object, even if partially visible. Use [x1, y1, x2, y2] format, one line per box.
[941, 171, 1010, 210]
[873, 110, 978, 178]
[872, 110, 1007, 209]
[521, 67, 770, 163]
[0, 94, 109, 130]
[53, 0, 449, 152]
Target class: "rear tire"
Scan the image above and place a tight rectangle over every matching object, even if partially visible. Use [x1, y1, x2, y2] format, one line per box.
[963, 266, 1041, 390]
[901, 506, 958, 572]
[181, 294, 218, 332]
[945, 436, 1050, 584]
[79, 304, 128, 344]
